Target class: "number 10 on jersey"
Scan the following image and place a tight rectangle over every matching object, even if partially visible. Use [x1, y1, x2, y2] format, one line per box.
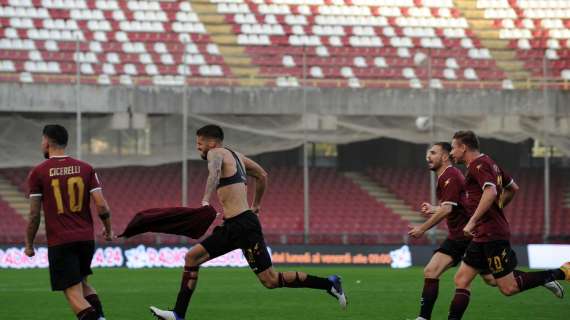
[50, 177, 85, 214]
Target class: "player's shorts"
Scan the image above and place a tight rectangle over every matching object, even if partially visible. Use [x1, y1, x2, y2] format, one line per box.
[201, 210, 272, 274]
[434, 238, 471, 267]
[462, 240, 517, 279]
[48, 240, 95, 291]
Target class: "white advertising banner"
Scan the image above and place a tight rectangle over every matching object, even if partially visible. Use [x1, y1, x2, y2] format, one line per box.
[0, 245, 410, 269]
[528, 244, 570, 269]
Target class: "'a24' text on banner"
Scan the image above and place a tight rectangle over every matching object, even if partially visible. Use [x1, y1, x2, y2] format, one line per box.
[0, 245, 412, 269]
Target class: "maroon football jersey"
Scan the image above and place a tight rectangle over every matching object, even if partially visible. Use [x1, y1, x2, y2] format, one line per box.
[27, 156, 102, 247]
[464, 154, 514, 242]
[437, 166, 470, 241]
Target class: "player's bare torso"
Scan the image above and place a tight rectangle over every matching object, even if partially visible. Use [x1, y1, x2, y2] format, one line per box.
[215, 148, 250, 219]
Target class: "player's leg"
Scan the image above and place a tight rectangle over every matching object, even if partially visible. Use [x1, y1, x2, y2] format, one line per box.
[151, 225, 234, 320]
[448, 262, 479, 320]
[49, 241, 98, 320]
[173, 244, 210, 316]
[82, 278, 105, 319]
[78, 241, 106, 319]
[447, 240, 487, 320]
[416, 252, 455, 320]
[64, 282, 99, 320]
[485, 241, 565, 297]
[496, 270, 566, 297]
[241, 211, 347, 309]
[247, 240, 334, 291]
[479, 273, 497, 287]
[255, 266, 347, 308]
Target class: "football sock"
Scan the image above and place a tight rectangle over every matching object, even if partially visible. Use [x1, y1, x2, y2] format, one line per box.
[277, 272, 331, 290]
[174, 266, 199, 317]
[448, 288, 470, 320]
[84, 294, 104, 317]
[419, 278, 439, 319]
[76, 307, 98, 320]
[514, 269, 565, 292]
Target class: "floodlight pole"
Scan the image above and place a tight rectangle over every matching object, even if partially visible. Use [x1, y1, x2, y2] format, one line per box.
[427, 51, 438, 244]
[182, 42, 189, 207]
[428, 51, 437, 207]
[75, 35, 82, 160]
[542, 55, 551, 243]
[302, 45, 311, 244]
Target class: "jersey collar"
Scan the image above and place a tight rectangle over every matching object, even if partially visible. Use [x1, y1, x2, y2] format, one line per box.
[466, 153, 485, 168]
[437, 165, 453, 179]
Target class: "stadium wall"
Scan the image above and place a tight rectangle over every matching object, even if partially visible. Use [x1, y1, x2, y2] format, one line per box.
[1, 83, 568, 116]
[338, 137, 534, 170]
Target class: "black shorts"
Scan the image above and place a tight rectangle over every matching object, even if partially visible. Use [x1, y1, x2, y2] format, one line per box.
[434, 238, 471, 267]
[201, 210, 272, 274]
[462, 240, 517, 279]
[48, 240, 95, 291]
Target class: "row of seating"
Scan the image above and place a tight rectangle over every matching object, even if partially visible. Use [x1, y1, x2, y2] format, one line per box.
[367, 167, 570, 243]
[1, 165, 568, 245]
[478, 0, 570, 79]
[0, 0, 233, 81]
[0, 0, 569, 87]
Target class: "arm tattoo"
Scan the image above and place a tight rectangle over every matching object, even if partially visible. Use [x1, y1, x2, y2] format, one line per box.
[26, 197, 41, 247]
[202, 152, 223, 203]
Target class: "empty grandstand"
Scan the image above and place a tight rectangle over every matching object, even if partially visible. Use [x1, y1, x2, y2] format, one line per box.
[0, 0, 568, 247]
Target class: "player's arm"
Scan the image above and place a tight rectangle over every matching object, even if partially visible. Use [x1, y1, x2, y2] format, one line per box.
[243, 156, 268, 214]
[201, 149, 223, 206]
[499, 180, 519, 209]
[464, 185, 497, 236]
[92, 189, 113, 241]
[24, 196, 42, 257]
[409, 203, 452, 238]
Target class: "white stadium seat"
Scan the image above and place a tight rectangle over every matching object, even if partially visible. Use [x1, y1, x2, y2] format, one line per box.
[120, 75, 133, 85]
[103, 63, 116, 75]
[97, 74, 111, 85]
[444, 68, 457, 80]
[402, 67, 416, 79]
[464, 68, 478, 80]
[354, 56, 367, 68]
[341, 67, 354, 78]
[282, 55, 295, 67]
[310, 66, 324, 78]
[161, 54, 174, 65]
[348, 78, 361, 88]
[374, 57, 387, 68]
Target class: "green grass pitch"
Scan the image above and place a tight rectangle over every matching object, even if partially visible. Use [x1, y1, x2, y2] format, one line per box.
[0, 266, 567, 319]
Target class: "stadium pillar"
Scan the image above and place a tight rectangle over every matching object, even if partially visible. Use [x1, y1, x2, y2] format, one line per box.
[75, 35, 82, 160]
[302, 46, 310, 244]
[542, 56, 551, 243]
[181, 44, 189, 207]
[427, 51, 437, 244]
[182, 87, 188, 207]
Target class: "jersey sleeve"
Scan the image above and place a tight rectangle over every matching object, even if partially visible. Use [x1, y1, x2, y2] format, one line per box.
[88, 168, 102, 193]
[27, 168, 42, 198]
[501, 169, 515, 189]
[470, 161, 498, 191]
[440, 175, 462, 207]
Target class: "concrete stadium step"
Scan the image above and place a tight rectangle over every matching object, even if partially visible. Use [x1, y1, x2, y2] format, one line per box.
[344, 172, 425, 224]
[345, 172, 448, 241]
[192, 0, 261, 84]
[0, 175, 44, 232]
[452, 0, 532, 82]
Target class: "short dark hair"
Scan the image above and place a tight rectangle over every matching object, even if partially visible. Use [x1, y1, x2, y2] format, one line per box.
[433, 142, 452, 154]
[43, 124, 68, 147]
[453, 130, 479, 150]
[196, 124, 224, 141]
